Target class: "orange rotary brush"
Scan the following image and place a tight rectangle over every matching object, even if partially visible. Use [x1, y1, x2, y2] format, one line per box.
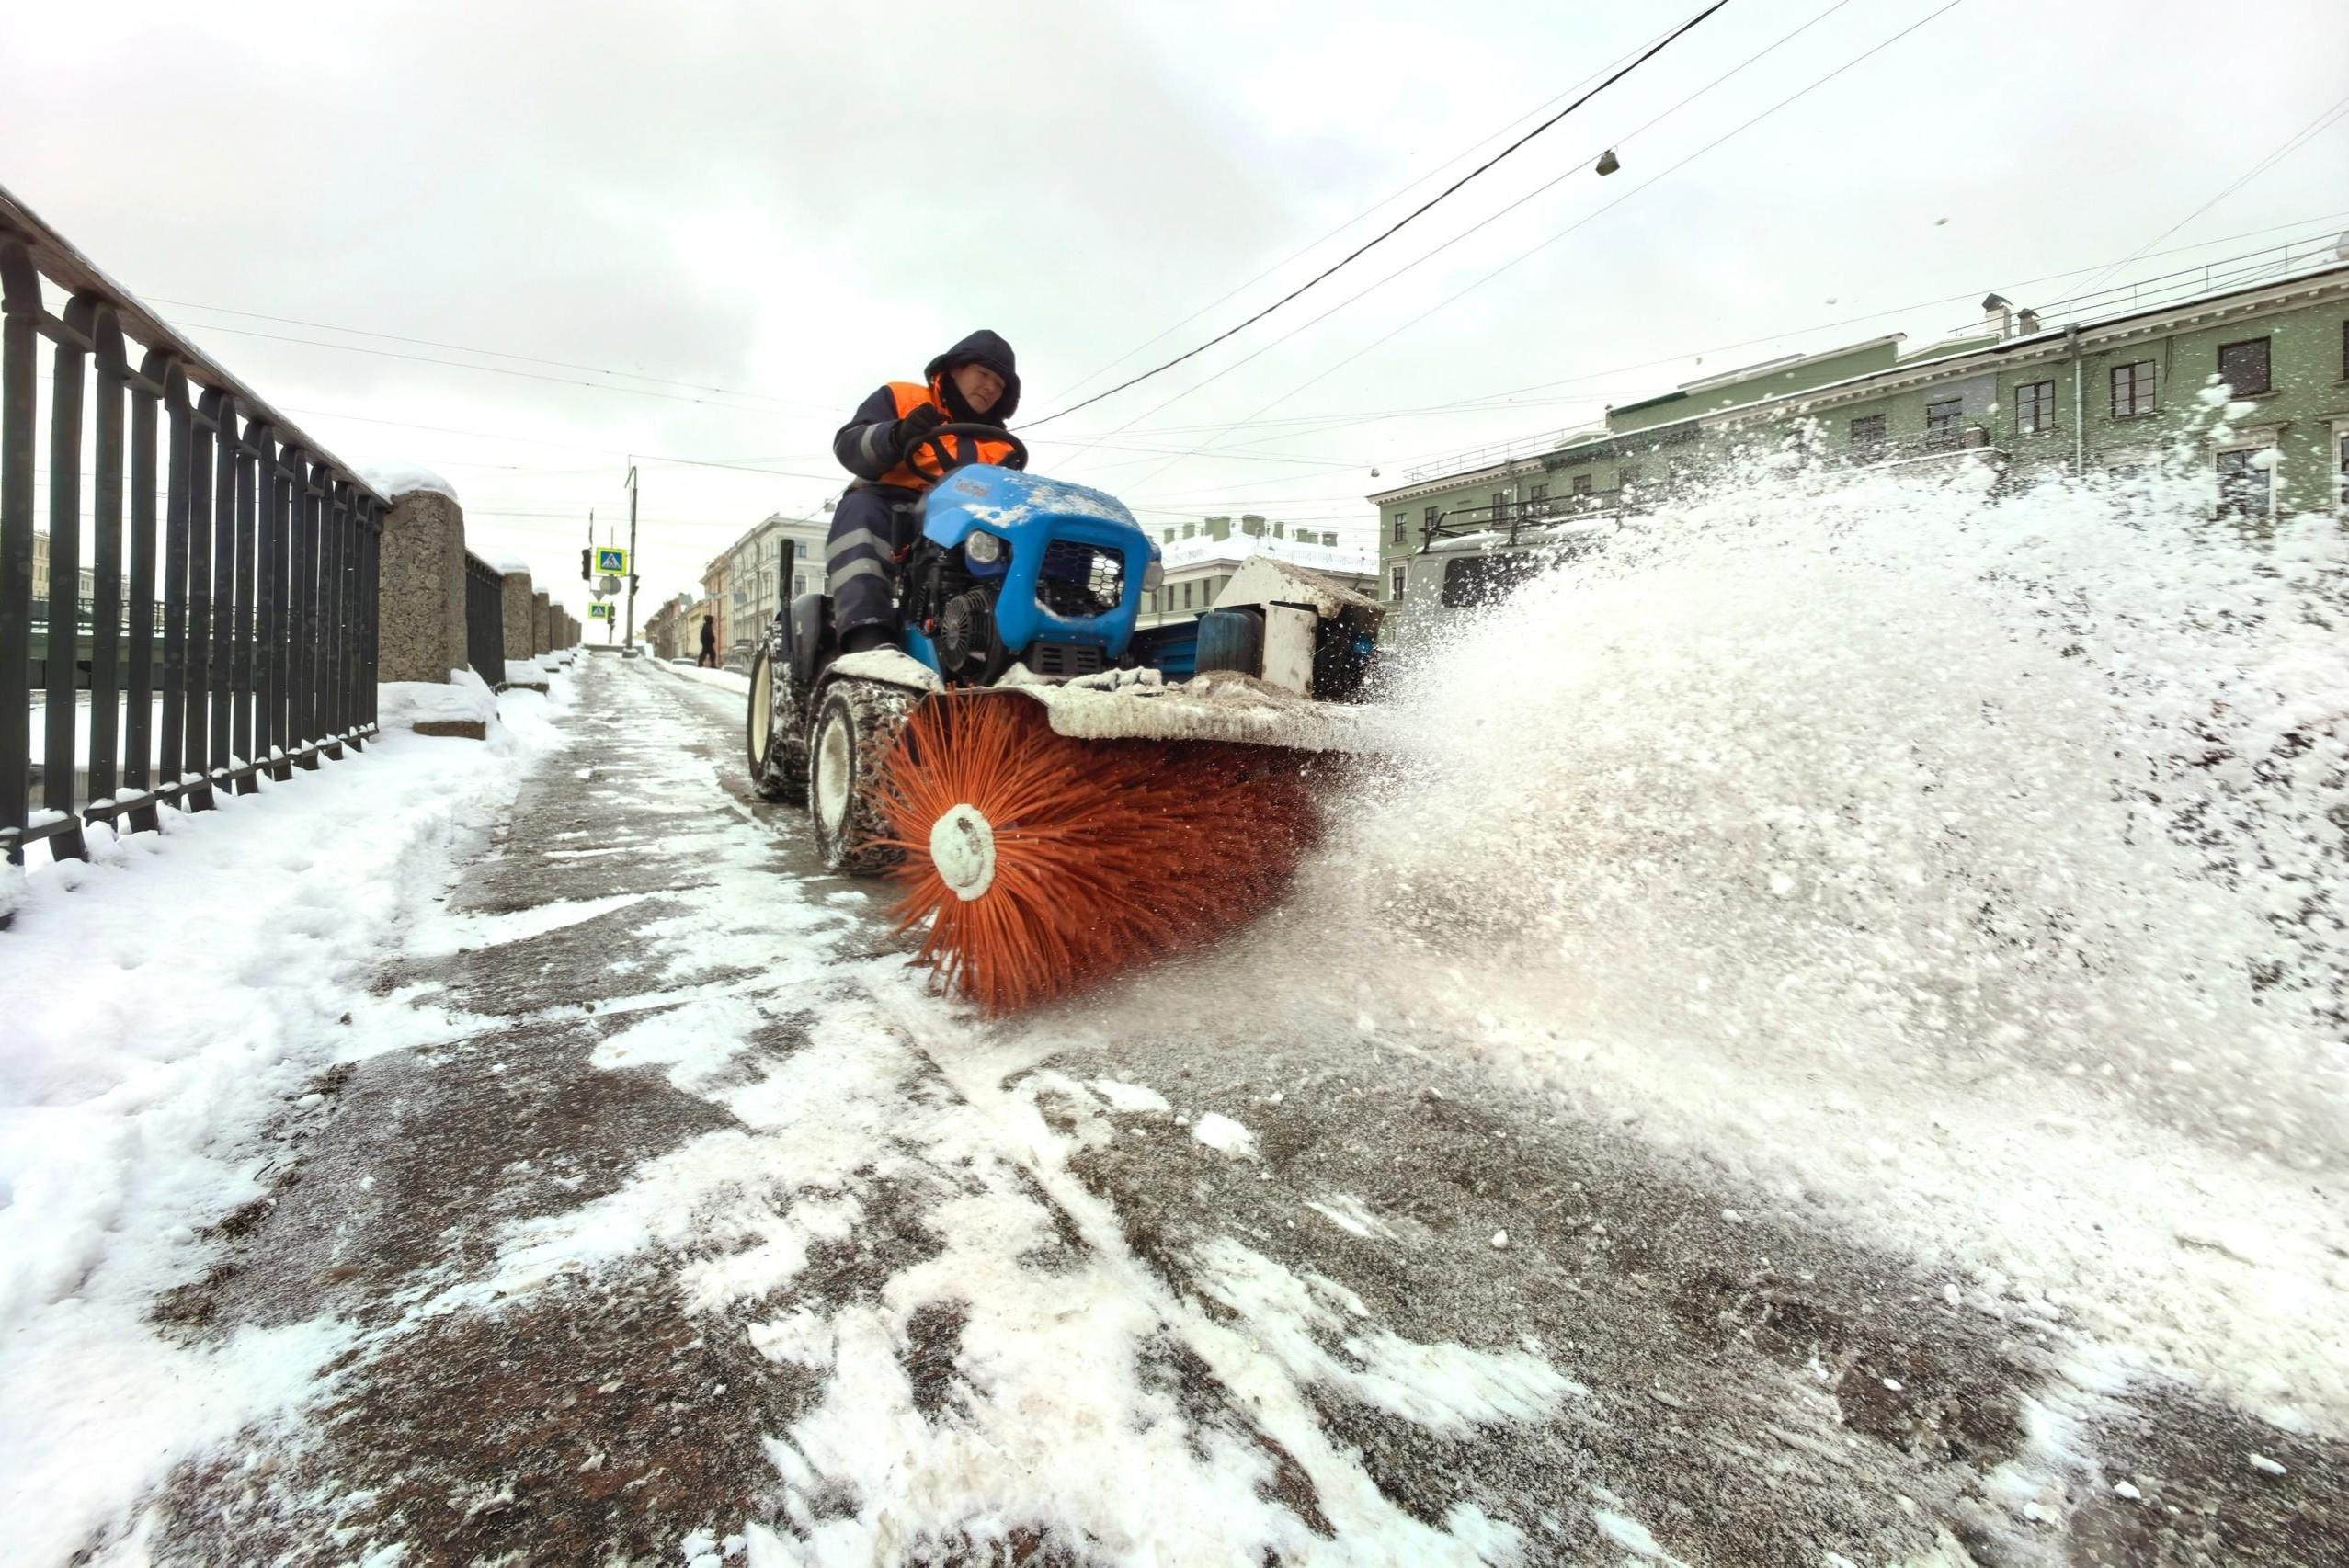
[871, 692, 1319, 1013]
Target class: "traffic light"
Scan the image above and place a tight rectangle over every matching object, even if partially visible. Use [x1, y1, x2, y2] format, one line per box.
[580, 547, 591, 582]
[629, 574, 640, 594]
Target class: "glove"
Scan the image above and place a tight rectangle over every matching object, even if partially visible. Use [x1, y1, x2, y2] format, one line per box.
[894, 404, 946, 462]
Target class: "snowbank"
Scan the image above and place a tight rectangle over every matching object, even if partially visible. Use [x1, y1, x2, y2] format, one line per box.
[356, 461, 458, 503]
[380, 666, 500, 733]
[0, 666, 574, 1561]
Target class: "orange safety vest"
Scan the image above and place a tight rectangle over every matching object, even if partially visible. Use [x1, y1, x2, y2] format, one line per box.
[873, 376, 1020, 491]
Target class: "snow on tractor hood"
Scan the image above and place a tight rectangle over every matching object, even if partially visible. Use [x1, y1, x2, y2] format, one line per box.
[826, 649, 1387, 754]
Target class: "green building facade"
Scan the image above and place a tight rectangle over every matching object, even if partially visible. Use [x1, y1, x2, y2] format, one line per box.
[1369, 259, 2349, 641]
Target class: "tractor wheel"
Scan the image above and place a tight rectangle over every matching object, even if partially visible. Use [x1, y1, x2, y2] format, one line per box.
[747, 645, 807, 804]
[808, 678, 914, 876]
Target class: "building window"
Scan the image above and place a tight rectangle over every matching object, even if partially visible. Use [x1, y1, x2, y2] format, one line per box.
[1619, 463, 1644, 487]
[1391, 512, 1406, 544]
[1389, 563, 1407, 601]
[1488, 490, 1508, 524]
[1181, 581, 1193, 608]
[1925, 396, 1963, 449]
[2339, 430, 2349, 512]
[2111, 361, 2156, 418]
[1423, 505, 1440, 533]
[2015, 381, 2056, 434]
[1849, 415, 1887, 451]
[1570, 473, 1592, 496]
[1528, 483, 1549, 517]
[2218, 337, 2271, 397]
[2215, 449, 2271, 518]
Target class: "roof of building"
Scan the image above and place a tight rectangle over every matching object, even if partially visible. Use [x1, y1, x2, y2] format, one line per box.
[1370, 254, 2349, 501]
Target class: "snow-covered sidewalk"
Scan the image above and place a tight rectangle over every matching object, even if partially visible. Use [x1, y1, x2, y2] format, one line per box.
[7, 655, 2337, 1565]
[2, 666, 577, 1562]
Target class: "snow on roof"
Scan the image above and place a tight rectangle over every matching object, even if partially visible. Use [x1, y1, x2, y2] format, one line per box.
[1160, 528, 1374, 576]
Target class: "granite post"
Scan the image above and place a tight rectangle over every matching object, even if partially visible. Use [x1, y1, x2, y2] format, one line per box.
[376, 489, 468, 684]
[533, 591, 553, 655]
[500, 571, 536, 665]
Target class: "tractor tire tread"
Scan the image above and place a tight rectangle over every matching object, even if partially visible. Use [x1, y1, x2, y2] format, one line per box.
[748, 646, 810, 805]
[812, 678, 915, 877]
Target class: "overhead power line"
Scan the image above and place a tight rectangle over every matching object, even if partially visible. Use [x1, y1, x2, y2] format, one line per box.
[155, 298, 829, 411]
[2070, 91, 2349, 300]
[166, 318, 833, 417]
[1114, 0, 1971, 501]
[1024, 0, 1740, 428]
[1084, 0, 1864, 449]
[1037, 17, 1693, 407]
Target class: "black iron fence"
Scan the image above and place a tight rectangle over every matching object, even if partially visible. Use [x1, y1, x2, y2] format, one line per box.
[3, 183, 385, 867]
[463, 552, 506, 683]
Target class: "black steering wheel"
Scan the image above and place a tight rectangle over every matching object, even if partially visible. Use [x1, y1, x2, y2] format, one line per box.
[906, 421, 1028, 475]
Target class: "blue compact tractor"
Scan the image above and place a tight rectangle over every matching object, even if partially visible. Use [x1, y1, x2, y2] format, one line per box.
[747, 424, 1379, 879]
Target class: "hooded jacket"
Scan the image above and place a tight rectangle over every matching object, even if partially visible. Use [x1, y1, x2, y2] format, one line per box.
[833, 330, 1021, 490]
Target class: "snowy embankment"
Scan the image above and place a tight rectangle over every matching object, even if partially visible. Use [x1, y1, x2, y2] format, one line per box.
[0, 665, 573, 1563]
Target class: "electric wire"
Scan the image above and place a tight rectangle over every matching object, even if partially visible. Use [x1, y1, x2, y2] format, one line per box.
[1113, 0, 1972, 501]
[1022, 0, 1740, 428]
[1082, 0, 1868, 452]
[2068, 92, 2349, 301]
[1035, 17, 1692, 406]
[154, 298, 827, 411]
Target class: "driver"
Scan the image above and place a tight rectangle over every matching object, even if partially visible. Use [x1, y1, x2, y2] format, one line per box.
[826, 329, 1021, 653]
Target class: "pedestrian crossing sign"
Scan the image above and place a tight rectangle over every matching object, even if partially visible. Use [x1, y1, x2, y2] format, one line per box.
[594, 547, 630, 574]
[588, 602, 613, 620]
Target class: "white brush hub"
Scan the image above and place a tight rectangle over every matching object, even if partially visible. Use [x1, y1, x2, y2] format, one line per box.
[929, 803, 997, 901]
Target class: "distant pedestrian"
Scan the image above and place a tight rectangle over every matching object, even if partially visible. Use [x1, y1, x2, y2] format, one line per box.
[698, 617, 719, 668]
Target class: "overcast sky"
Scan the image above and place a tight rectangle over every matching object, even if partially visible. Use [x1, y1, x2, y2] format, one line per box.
[6, 0, 2344, 621]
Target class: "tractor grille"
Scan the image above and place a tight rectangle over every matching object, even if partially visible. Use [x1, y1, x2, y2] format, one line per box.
[1027, 642, 1106, 678]
[1037, 539, 1123, 619]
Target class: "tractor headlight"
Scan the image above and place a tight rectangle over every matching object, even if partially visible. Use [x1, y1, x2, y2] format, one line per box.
[964, 530, 1005, 566]
[1142, 559, 1164, 592]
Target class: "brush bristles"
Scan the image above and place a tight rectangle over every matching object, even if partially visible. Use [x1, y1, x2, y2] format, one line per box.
[869, 693, 1319, 1013]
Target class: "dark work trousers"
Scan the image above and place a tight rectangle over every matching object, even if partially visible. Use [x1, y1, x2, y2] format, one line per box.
[826, 486, 920, 639]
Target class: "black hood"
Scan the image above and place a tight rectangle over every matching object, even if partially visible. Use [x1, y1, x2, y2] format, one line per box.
[926, 329, 1021, 425]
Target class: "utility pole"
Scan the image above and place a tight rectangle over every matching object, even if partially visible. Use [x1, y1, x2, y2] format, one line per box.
[623, 463, 641, 649]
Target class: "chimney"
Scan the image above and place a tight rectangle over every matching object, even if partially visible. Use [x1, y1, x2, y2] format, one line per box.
[1981, 293, 2013, 337]
[2016, 307, 2041, 335]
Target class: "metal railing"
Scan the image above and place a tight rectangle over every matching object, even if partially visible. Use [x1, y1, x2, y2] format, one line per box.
[1399, 422, 1606, 484]
[1940, 238, 2349, 342]
[3, 183, 385, 867]
[1418, 494, 1624, 551]
[463, 553, 506, 684]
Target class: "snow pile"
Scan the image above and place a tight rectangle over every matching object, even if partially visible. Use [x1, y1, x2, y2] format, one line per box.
[1191, 1111, 1258, 1158]
[1184, 426, 2349, 1428]
[0, 670, 573, 1562]
[356, 461, 458, 503]
[380, 665, 500, 732]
